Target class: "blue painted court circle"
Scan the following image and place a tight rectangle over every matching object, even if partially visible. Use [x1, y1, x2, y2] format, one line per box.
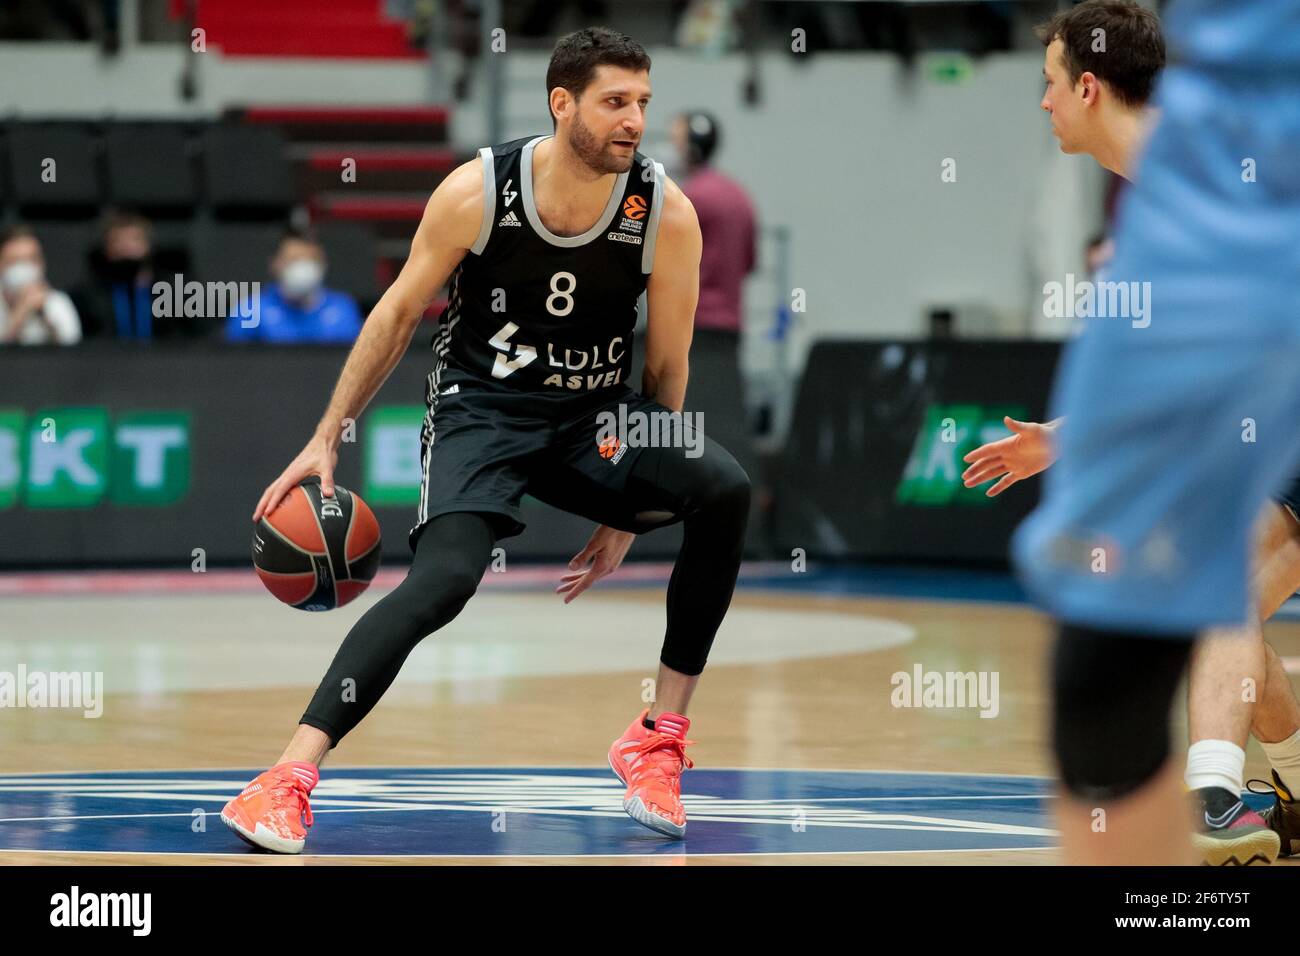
[0, 767, 1060, 857]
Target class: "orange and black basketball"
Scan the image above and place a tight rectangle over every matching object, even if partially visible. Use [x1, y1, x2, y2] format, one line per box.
[252, 477, 381, 611]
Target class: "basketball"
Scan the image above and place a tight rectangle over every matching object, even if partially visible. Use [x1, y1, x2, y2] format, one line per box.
[252, 477, 381, 611]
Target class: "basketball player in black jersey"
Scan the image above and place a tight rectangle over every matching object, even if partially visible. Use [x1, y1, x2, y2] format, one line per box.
[220, 28, 750, 852]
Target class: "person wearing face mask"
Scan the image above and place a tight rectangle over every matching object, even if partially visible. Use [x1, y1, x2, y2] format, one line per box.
[225, 230, 363, 344]
[0, 225, 83, 346]
[74, 211, 161, 341]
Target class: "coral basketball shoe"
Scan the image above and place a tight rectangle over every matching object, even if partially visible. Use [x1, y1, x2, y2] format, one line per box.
[608, 709, 694, 838]
[221, 761, 319, 854]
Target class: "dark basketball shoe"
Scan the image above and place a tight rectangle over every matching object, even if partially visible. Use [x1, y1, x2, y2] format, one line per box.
[1248, 770, 1300, 858]
[1191, 786, 1280, 866]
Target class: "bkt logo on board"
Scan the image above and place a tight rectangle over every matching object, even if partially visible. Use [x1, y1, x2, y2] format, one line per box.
[895, 404, 1025, 507]
[0, 408, 190, 508]
[362, 405, 424, 506]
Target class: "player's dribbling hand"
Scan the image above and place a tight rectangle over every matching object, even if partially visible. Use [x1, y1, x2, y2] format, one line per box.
[961, 417, 1059, 497]
[557, 525, 635, 603]
[253, 434, 339, 521]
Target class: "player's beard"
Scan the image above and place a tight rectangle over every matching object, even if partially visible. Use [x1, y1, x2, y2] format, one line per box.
[568, 111, 633, 174]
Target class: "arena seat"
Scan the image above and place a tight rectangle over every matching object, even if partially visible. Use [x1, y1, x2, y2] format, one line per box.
[201, 125, 296, 217]
[105, 124, 198, 215]
[6, 124, 102, 215]
[313, 220, 379, 305]
[191, 219, 286, 285]
[28, 219, 99, 290]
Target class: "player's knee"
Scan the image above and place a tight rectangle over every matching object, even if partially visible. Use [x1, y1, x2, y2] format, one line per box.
[1052, 624, 1191, 801]
[401, 561, 481, 636]
[682, 459, 749, 550]
[434, 563, 482, 617]
[701, 457, 751, 520]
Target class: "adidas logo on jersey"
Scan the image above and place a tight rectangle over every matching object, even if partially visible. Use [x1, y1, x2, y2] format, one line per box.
[498, 211, 522, 227]
[439, 384, 460, 396]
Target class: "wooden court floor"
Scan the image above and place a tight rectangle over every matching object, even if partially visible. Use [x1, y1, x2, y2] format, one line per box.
[2, 572, 1298, 865]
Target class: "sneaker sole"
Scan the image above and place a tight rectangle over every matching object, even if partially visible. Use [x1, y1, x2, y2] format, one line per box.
[608, 752, 686, 839]
[220, 809, 306, 854]
[623, 795, 687, 839]
[1192, 827, 1280, 866]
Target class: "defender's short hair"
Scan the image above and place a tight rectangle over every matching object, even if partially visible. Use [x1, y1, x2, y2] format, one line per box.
[1038, 1, 1165, 107]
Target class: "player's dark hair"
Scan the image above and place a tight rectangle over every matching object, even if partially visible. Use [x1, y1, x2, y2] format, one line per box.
[1037, 0, 1164, 108]
[546, 27, 651, 130]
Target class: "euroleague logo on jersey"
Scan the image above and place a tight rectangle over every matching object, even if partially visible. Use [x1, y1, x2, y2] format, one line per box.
[616, 194, 646, 238]
[597, 434, 628, 465]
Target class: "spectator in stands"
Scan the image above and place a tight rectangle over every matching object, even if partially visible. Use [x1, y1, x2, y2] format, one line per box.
[671, 111, 767, 543]
[0, 225, 82, 346]
[669, 110, 757, 346]
[75, 210, 164, 341]
[226, 230, 362, 344]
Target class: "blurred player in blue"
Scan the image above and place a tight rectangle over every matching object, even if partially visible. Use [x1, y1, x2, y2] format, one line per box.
[1012, 0, 1300, 864]
[964, 0, 1300, 865]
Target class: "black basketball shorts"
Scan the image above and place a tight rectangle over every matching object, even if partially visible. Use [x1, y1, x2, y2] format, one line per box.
[408, 363, 686, 550]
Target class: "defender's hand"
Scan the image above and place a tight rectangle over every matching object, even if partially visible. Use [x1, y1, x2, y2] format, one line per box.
[961, 417, 1059, 497]
[253, 434, 339, 521]
[557, 525, 635, 603]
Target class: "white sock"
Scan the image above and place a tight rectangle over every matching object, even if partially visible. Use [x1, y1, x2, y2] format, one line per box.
[1261, 729, 1300, 799]
[1185, 739, 1245, 796]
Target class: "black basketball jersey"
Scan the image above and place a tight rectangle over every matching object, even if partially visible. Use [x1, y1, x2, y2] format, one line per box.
[430, 135, 666, 394]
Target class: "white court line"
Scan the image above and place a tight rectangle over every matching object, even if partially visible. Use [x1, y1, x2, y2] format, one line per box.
[0, 845, 1056, 859]
[0, 562, 798, 596]
[0, 764, 1056, 780]
[0, 803, 1057, 837]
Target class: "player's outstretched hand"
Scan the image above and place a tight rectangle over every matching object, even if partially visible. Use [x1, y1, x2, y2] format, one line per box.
[961, 417, 1059, 497]
[557, 525, 636, 604]
[253, 434, 339, 521]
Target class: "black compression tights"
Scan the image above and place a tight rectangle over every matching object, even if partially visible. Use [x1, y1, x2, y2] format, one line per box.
[1052, 623, 1195, 800]
[299, 451, 750, 746]
[299, 512, 494, 745]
